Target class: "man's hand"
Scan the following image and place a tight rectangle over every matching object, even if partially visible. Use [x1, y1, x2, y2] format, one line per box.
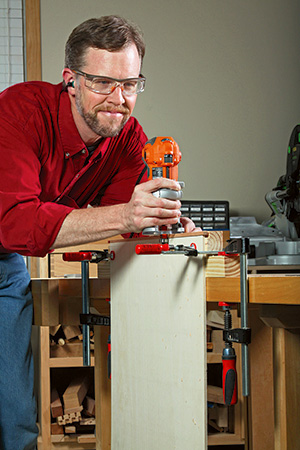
[52, 177, 200, 250]
[180, 216, 202, 233]
[122, 178, 183, 233]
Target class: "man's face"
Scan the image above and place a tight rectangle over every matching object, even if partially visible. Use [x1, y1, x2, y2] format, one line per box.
[72, 45, 141, 142]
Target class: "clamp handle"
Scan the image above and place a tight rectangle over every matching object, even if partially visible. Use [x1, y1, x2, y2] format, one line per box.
[222, 348, 237, 405]
[135, 243, 170, 254]
[63, 251, 92, 261]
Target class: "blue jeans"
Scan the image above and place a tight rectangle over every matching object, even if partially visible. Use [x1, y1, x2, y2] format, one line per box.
[0, 254, 38, 450]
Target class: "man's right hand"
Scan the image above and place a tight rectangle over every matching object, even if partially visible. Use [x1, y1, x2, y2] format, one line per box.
[121, 178, 182, 233]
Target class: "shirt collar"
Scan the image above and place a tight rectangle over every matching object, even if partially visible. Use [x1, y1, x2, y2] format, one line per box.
[58, 89, 87, 157]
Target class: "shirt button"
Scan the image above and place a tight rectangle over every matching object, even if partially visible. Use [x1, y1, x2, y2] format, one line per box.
[65, 152, 70, 158]
[82, 149, 86, 154]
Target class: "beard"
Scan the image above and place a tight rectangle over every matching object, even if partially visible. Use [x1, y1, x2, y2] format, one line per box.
[75, 87, 131, 138]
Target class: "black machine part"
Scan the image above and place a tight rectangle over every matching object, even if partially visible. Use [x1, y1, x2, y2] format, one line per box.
[267, 125, 300, 237]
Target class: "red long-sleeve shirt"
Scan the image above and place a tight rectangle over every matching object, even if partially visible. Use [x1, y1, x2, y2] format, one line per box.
[0, 82, 147, 256]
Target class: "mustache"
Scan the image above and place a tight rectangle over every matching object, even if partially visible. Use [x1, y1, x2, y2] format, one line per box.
[94, 105, 130, 114]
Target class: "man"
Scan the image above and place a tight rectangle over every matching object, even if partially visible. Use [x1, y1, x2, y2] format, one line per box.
[0, 15, 196, 449]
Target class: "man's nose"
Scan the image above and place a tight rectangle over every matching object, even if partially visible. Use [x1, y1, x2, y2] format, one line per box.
[108, 85, 126, 104]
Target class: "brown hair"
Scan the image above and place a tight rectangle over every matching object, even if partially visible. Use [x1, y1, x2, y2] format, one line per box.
[64, 15, 145, 71]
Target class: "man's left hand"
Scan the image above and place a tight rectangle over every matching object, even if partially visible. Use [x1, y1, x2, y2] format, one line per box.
[180, 216, 202, 233]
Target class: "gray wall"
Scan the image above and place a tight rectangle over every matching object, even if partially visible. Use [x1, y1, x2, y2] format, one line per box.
[40, 0, 300, 222]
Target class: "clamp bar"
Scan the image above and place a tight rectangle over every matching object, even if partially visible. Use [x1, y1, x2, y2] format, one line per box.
[240, 249, 250, 397]
[81, 260, 90, 366]
[224, 238, 250, 398]
[62, 249, 110, 367]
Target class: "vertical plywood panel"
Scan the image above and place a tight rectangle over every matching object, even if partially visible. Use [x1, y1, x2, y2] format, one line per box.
[110, 235, 207, 450]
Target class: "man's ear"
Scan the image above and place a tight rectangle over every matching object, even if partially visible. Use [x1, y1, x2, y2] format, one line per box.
[62, 68, 75, 90]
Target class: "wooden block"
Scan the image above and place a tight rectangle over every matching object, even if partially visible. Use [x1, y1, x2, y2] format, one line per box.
[65, 425, 76, 434]
[51, 434, 64, 442]
[50, 324, 61, 336]
[63, 405, 83, 415]
[224, 255, 240, 277]
[80, 417, 96, 426]
[63, 374, 90, 412]
[57, 411, 82, 426]
[62, 325, 81, 340]
[207, 385, 224, 404]
[215, 404, 228, 428]
[51, 422, 64, 435]
[207, 310, 224, 328]
[83, 396, 95, 417]
[204, 230, 225, 251]
[50, 387, 63, 419]
[77, 434, 96, 443]
[205, 256, 226, 278]
[202, 252, 240, 279]
[211, 329, 224, 354]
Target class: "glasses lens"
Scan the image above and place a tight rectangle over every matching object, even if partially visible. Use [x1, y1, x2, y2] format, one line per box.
[123, 80, 145, 95]
[87, 77, 115, 94]
[85, 75, 145, 95]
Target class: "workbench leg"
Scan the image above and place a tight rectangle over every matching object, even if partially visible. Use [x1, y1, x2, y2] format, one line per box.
[248, 307, 275, 450]
[39, 326, 51, 450]
[273, 328, 300, 450]
[94, 326, 111, 450]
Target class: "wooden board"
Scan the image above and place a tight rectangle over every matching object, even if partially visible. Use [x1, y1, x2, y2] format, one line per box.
[250, 276, 300, 305]
[206, 276, 300, 304]
[110, 234, 207, 450]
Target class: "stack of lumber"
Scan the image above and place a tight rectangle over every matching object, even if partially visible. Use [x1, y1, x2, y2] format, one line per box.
[50, 374, 95, 438]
